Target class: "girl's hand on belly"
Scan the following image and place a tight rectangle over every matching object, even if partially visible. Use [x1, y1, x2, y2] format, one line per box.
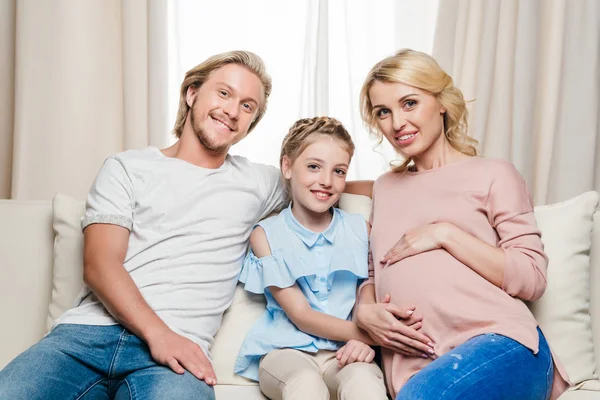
[356, 294, 436, 359]
[380, 223, 451, 267]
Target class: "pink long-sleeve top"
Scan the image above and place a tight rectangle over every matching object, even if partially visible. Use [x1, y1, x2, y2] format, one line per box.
[364, 157, 569, 399]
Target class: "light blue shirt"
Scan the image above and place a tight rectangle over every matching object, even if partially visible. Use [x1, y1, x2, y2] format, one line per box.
[234, 205, 369, 381]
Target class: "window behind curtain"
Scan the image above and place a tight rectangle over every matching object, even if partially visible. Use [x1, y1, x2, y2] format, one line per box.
[167, 0, 438, 179]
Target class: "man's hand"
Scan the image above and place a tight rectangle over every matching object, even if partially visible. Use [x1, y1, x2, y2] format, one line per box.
[356, 294, 435, 358]
[147, 328, 217, 385]
[336, 339, 376, 367]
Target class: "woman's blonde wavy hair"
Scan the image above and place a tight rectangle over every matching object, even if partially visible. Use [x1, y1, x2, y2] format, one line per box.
[279, 116, 354, 200]
[172, 50, 272, 138]
[359, 49, 478, 173]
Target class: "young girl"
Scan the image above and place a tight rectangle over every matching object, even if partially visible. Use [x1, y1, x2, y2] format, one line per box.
[234, 117, 388, 400]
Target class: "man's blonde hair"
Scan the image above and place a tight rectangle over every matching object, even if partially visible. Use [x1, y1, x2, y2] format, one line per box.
[173, 51, 272, 138]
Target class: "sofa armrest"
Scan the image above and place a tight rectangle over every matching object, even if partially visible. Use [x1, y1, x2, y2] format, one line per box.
[0, 200, 54, 368]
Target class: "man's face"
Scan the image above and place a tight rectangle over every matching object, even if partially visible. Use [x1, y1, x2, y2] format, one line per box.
[187, 63, 265, 153]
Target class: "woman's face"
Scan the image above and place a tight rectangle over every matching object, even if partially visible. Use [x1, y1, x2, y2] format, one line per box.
[369, 80, 446, 160]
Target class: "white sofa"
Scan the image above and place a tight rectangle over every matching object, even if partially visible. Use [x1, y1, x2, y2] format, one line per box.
[2, 192, 600, 399]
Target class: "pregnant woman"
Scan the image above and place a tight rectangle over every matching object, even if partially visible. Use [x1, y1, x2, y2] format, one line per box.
[354, 49, 570, 400]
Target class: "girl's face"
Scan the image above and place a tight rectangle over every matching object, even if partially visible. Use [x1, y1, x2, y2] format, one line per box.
[369, 80, 446, 160]
[282, 135, 351, 216]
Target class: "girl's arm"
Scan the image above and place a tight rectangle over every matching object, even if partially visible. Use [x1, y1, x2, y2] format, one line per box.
[249, 226, 374, 344]
[270, 285, 375, 344]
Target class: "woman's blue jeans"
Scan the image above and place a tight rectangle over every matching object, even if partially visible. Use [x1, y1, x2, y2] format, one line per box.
[0, 324, 215, 400]
[397, 328, 553, 400]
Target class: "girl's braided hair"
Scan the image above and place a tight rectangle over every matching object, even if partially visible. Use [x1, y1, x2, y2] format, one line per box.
[279, 116, 355, 199]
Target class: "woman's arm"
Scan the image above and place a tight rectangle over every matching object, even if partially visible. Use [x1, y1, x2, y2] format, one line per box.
[438, 224, 505, 287]
[380, 162, 548, 301]
[486, 163, 548, 301]
[355, 284, 435, 358]
[355, 221, 435, 358]
[381, 223, 505, 288]
[249, 227, 373, 344]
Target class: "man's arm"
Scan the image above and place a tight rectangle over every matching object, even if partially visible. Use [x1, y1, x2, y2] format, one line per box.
[83, 224, 217, 385]
[344, 180, 374, 198]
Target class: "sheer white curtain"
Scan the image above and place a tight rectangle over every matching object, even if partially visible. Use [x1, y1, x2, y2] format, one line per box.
[167, 0, 439, 179]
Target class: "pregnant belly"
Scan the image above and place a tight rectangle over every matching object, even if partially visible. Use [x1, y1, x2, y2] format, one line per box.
[374, 249, 505, 335]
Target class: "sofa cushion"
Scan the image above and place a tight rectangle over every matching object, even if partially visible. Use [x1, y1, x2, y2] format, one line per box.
[212, 286, 270, 385]
[530, 191, 600, 390]
[47, 193, 86, 330]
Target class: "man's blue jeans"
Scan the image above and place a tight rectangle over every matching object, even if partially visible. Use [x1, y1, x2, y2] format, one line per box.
[0, 324, 215, 400]
[397, 328, 553, 400]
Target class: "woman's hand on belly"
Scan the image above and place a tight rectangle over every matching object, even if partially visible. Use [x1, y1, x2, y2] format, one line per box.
[356, 294, 436, 358]
[380, 223, 450, 267]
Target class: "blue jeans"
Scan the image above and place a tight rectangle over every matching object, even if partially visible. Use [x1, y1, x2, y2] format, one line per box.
[0, 324, 215, 400]
[397, 328, 553, 400]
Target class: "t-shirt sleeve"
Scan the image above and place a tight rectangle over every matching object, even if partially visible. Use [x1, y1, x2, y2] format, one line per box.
[488, 162, 548, 301]
[81, 157, 134, 231]
[257, 164, 287, 219]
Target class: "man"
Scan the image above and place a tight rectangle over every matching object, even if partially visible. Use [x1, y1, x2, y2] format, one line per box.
[0, 51, 285, 400]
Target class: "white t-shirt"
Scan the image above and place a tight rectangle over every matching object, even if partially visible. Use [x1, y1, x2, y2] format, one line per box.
[55, 146, 286, 356]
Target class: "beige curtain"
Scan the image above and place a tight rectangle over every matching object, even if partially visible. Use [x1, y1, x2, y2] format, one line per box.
[0, 0, 170, 201]
[433, 0, 600, 205]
